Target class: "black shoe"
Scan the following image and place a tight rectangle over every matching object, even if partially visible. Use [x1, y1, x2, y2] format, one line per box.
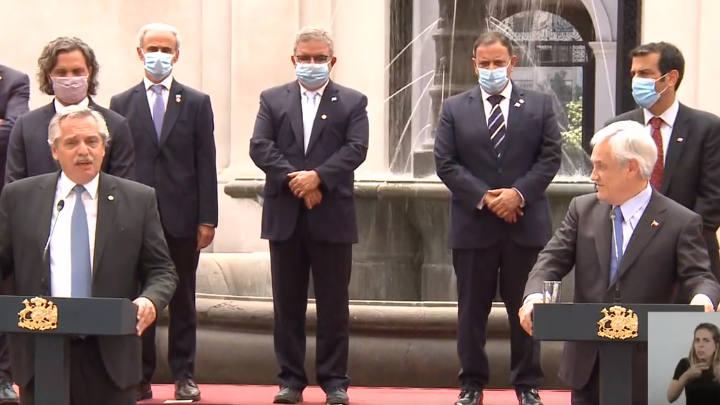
[517, 389, 543, 405]
[0, 379, 18, 405]
[136, 382, 153, 401]
[273, 387, 303, 404]
[326, 388, 349, 405]
[455, 390, 483, 405]
[175, 379, 201, 401]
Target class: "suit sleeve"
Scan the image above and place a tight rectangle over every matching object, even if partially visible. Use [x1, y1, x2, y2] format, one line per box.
[0, 185, 12, 282]
[195, 95, 218, 227]
[511, 94, 562, 204]
[434, 100, 490, 211]
[677, 214, 720, 305]
[692, 119, 720, 232]
[249, 92, 298, 185]
[523, 197, 579, 298]
[313, 95, 369, 190]
[137, 188, 178, 311]
[106, 119, 136, 180]
[5, 116, 27, 183]
[0, 73, 30, 143]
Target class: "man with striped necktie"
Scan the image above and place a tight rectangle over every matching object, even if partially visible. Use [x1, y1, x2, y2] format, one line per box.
[434, 31, 562, 405]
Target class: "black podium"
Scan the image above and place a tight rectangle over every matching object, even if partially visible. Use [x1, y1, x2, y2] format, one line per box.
[0, 295, 137, 405]
[533, 303, 702, 405]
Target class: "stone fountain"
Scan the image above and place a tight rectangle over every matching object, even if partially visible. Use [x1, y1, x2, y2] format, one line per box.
[152, 0, 606, 390]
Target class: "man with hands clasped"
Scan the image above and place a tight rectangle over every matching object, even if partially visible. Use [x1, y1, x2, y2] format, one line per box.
[434, 31, 562, 405]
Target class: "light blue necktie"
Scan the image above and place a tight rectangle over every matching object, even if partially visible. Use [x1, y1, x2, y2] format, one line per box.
[71, 185, 92, 298]
[609, 206, 624, 283]
[151, 84, 165, 139]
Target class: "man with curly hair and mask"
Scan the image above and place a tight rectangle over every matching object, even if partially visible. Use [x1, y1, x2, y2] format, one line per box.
[5, 37, 135, 183]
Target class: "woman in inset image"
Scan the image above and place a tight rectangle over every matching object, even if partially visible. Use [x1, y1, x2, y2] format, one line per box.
[667, 322, 720, 404]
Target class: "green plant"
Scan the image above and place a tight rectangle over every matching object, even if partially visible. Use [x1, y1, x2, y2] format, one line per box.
[561, 97, 583, 150]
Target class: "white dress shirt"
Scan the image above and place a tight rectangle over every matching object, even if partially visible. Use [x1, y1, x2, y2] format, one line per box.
[642, 99, 679, 163]
[299, 80, 329, 152]
[144, 75, 173, 118]
[49, 172, 99, 297]
[54, 97, 89, 112]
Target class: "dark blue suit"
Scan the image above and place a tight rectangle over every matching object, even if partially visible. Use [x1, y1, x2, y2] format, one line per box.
[109, 80, 218, 383]
[249, 80, 368, 392]
[434, 83, 561, 391]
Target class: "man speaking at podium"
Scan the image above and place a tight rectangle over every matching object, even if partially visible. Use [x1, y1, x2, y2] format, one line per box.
[518, 120, 720, 405]
[0, 105, 177, 405]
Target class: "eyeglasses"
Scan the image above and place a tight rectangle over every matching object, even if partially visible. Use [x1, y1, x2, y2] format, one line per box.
[294, 55, 331, 64]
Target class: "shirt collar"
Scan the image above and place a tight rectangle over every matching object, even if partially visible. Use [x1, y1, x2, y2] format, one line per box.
[643, 99, 680, 128]
[54, 97, 90, 112]
[617, 183, 653, 222]
[58, 171, 99, 201]
[299, 80, 329, 98]
[480, 80, 513, 101]
[144, 75, 174, 91]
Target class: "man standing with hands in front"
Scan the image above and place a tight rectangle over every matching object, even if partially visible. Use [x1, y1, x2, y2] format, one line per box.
[434, 31, 562, 405]
[109, 22, 218, 402]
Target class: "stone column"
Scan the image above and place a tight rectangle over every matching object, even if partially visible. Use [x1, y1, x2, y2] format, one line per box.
[412, 0, 486, 177]
[588, 41, 617, 133]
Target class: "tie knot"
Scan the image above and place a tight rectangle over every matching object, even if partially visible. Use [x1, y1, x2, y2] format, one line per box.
[150, 84, 164, 95]
[613, 206, 624, 222]
[73, 184, 85, 196]
[649, 116, 663, 130]
[488, 95, 504, 106]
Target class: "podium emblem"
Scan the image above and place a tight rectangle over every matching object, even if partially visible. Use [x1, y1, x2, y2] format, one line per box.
[18, 297, 58, 331]
[597, 305, 638, 340]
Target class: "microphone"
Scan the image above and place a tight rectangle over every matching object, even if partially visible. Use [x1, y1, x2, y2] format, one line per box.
[43, 200, 65, 261]
[609, 210, 621, 303]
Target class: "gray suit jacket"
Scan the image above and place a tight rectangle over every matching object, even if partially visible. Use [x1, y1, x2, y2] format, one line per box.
[524, 190, 720, 391]
[0, 65, 30, 191]
[0, 172, 178, 389]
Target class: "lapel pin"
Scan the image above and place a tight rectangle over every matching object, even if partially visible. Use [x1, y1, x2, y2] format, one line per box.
[331, 97, 337, 102]
[175, 94, 182, 103]
[519, 99, 524, 104]
[107, 195, 114, 201]
[321, 114, 327, 120]
[514, 102, 521, 108]
[651, 220, 659, 227]
[677, 138, 684, 143]
[0, 76, 3, 81]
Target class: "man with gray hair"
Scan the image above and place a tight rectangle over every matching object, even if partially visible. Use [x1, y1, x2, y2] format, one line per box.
[249, 26, 369, 405]
[518, 120, 720, 405]
[0, 105, 177, 405]
[109, 22, 217, 402]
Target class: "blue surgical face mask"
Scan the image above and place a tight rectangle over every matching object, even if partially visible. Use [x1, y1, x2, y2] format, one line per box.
[478, 67, 509, 94]
[295, 63, 330, 88]
[143, 52, 174, 81]
[631, 74, 668, 109]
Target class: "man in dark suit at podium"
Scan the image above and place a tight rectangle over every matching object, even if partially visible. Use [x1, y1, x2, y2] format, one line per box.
[519, 120, 720, 405]
[0, 105, 177, 405]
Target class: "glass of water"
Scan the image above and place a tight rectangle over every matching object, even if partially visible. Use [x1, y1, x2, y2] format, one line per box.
[542, 281, 562, 303]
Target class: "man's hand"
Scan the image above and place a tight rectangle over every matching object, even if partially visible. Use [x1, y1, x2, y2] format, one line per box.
[519, 295, 544, 336]
[288, 171, 321, 197]
[690, 294, 715, 312]
[197, 224, 215, 251]
[303, 188, 323, 209]
[487, 188, 522, 219]
[484, 190, 523, 223]
[133, 297, 157, 336]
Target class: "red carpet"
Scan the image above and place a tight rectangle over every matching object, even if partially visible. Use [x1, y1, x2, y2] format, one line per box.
[141, 385, 571, 405]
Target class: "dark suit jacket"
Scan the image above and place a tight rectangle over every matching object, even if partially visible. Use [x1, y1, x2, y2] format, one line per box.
[109, 81, 218, 238]
[434, 84, 562, 249]
[0, 65, 30, 193]
[5, 99, 136, 183]
[248, 80, 369, 243]
[0, 172, 177, 389]
[605, 105, 720, 276]
[524, 191, 720, 390]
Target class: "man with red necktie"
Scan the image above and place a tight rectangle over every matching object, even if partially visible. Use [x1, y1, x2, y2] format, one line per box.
[606, 41, 720, 290]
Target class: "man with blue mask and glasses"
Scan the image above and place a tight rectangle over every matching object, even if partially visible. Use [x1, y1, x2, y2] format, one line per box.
[109, 22, 218, 403]
[249, 26, 369, 405]
[605, 42, 720, 302]
[434, 31, 562, 405]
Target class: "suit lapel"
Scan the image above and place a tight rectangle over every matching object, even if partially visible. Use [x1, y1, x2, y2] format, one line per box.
[630, 108, 644, 125]
[499, 85, 525, 164]
[661, 104, 690, 194]
[306, 81, 338, 154]
[287, 83, 304, 149]
[92, 174, 118, 275]
[36, 173, 61, 252]
[593, 203, 613, 289]
[468, 87, 496, 155]
[159, 81, 183, 144]
[132, 83, 158, 146]
[615, 192, 665, 281]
